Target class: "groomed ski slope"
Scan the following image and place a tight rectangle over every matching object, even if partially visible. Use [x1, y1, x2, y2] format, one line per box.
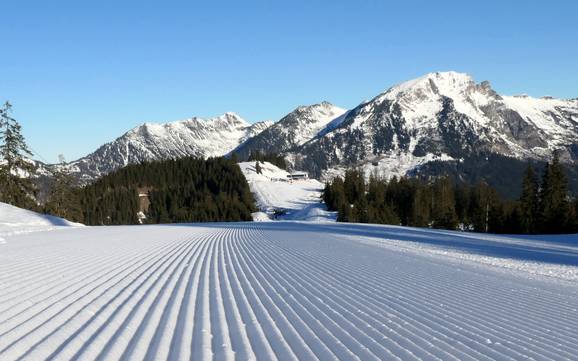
[1, 222, 577, 360]
[238, 162, 336, 221]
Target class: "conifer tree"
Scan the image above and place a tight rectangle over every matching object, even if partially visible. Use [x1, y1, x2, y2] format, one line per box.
[539, 152, 570, 233]
[255, 161, 262, 174]
[468, 181, 502, 233]
[486, 188, 505, 233]
[343, 169, 364, 205]
[0, 102, 37, 208]
[45, 165, 83, 222]
[411, 184, 431, 227]
[431, 176, 458, 229]
[571, 198, 578, 232]
[453, 184, 470, 226]
[519, 165, 539, 233]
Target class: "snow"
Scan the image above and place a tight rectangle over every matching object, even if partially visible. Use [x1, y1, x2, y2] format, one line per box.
[0, 202, 82, 242]
[0, 222, 577, 360]
[375, 71, 492, 129]
[502, 95, 578, 136]
[238, 161, 336, 221]
[289, 102, 346, 146]
[384, 71, 474, 98]
[323, 152, 456, 182]
[251, 211, 271, 222]
[317, 109, 350, 136]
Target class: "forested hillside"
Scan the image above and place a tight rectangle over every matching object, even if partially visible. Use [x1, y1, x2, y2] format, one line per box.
[76, 157, 255, 225]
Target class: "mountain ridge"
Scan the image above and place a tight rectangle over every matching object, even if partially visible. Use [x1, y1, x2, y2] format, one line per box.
[56, 112, 272, 182]
[42, 71, 578, 190]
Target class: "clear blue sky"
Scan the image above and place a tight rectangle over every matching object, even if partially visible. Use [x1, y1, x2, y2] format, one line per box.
[2, 0, 577, 163]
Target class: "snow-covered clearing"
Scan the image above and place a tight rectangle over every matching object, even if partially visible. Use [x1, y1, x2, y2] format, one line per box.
[0, 222, 577, 360]
[239, 162, 336, 221]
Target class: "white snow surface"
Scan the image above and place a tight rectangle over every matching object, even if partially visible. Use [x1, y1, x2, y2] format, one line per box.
[0, 222, 577, 360]
[238, 162, 336, 221]
[0, 202, 82, 241]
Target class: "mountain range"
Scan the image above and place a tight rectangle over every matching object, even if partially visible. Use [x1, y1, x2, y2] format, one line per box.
[45, 71, 578, 195]
[57, 112, 271, 182]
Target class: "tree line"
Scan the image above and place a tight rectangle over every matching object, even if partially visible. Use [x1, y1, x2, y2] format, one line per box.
[323, 153, 578, 234]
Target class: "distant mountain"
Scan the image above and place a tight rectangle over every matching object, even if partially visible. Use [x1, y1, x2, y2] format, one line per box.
[233, 101, 346, 159]
[56, 112, 271, 182]
[291, 72, 578, 181]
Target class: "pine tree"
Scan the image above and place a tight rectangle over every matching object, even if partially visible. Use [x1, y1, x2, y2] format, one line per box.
[519, 165, 539, 233]
[255, 161, 262, 174]
[468, 181, 502, 233]
[44, 165, 83, 222]
[343, 169, 364, 205]
[431, 177, 458, 229]
[0, 102, 37, 208]
[454, 184, 470, 226]
[571, 198, 578, 232]
[411, 183, 431, 227]
[486, 189, 505, 233]
[539, 152, 570, 233]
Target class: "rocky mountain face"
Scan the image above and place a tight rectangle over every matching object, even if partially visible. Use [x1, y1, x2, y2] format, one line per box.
[291, 72, 578, 179]
[55, 112, 271, 182]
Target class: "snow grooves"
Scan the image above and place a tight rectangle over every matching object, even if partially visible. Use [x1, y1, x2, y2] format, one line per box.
[0, 223, 577, 360]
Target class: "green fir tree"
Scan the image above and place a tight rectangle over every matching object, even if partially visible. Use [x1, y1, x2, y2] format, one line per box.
[0, 102, 37, 208]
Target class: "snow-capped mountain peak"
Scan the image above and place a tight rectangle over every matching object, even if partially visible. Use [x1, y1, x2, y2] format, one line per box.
[233, 101, 347, 158]
[293, 71, 578, 179]
[360, 71, 499, 130]
[384, 71, 476, 99]
[135, 112, 249, 135]
[290, 101, 347, 141]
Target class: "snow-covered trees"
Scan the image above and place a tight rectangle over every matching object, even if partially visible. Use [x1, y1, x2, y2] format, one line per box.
[0, 102, 36, 208]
